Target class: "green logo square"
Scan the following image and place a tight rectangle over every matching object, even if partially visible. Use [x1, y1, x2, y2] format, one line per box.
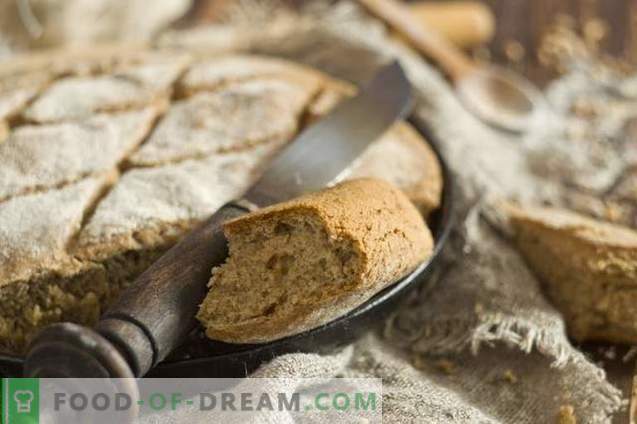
[2, 378, 39, 424]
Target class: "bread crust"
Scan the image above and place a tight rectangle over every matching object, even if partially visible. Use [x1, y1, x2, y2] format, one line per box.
[349, 122, 443, 217]
[198, 178, 434, 343]
[505, 203, 637, 343]
[308, 77, 444, 217]
[0, 109, 158, 201]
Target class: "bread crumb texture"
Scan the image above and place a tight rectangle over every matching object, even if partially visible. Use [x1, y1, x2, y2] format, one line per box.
[504, 203, 637, 344]
[0, 48, 442, 353]
[197, 178, 433, 343]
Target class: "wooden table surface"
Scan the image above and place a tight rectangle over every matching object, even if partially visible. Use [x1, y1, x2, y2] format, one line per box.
[481, 0, 637, 85]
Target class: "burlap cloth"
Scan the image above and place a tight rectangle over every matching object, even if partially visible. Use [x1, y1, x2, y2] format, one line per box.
[3, 1, 634, 422]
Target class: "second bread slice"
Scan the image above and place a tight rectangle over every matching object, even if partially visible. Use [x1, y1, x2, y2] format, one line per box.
[197, 178, 434, 343]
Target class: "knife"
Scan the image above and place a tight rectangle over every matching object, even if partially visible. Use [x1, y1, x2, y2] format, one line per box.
[24, 61, 412, 378]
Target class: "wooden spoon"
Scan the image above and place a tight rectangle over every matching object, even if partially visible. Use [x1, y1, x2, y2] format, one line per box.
[407, 1, 495, 49]
[358, 0, 544, 133]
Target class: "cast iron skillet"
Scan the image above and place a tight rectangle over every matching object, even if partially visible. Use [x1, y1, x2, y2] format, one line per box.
[0, 115, 453, 378]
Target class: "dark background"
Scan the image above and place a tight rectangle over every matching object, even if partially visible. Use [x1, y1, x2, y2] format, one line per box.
[190, 0, 637, 85]
[484, 0, 636, 82]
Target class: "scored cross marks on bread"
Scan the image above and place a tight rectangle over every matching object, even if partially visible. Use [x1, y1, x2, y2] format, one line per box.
[128, 78, 318, 167]
[0, 49, 442, 353]
[0, 72, 52, 123]
[178, 55, 326, 96]
[0, 108, 158, 201]
[22, 56, 190, 123]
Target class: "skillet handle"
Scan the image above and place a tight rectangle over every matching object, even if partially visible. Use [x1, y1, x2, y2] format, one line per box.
[25, 201, 251, 378]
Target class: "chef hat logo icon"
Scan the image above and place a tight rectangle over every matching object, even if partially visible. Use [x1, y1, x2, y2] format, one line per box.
[13, 390, 34, 413]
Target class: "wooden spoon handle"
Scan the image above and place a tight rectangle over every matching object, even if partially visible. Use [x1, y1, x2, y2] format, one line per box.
[358, 0, 475, 81]
[409, 1, 495, 48]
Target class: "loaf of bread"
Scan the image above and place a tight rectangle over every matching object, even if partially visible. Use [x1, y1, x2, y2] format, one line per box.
[505, 203, 637, 343]
[0, 48, 442, 353]
[197, 178, 434, 343]
[348, 122, 443, 218]
[306, 78, 443, 218]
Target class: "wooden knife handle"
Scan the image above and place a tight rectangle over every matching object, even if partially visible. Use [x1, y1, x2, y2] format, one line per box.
[25, 201, 250, 378]
[358, 0, 476, 81]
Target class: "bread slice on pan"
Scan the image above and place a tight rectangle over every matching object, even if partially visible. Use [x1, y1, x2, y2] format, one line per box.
[198, 178, 434, 343]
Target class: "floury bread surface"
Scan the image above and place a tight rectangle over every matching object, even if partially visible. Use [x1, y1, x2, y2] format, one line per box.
[505, 204, 637, 343]
[0, 47, 442, 353]
[197, 178, 434, 343]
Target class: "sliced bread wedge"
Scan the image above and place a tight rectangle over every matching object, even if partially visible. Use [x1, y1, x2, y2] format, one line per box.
[197, 178, 434, 343]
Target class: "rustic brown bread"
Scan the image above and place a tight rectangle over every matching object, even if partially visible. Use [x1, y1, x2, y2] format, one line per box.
[0, 177, 111, 352]
[349, 122, 443, 218]
[178, 54, 324, 96]
[0, 46, 443, 353]
[197, 178, 434, 343]
[0, 71, 52, 122]
[0, 109, 157, 201]
[22, 56, 189, 123]
[307, 78, 443, 217]
[504, 203, 637, 343]
[128, 78, 317, 166]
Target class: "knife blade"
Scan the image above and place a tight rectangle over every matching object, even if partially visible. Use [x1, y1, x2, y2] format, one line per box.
[24, 61, 413, 378]
[246, 60, 412, 206]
